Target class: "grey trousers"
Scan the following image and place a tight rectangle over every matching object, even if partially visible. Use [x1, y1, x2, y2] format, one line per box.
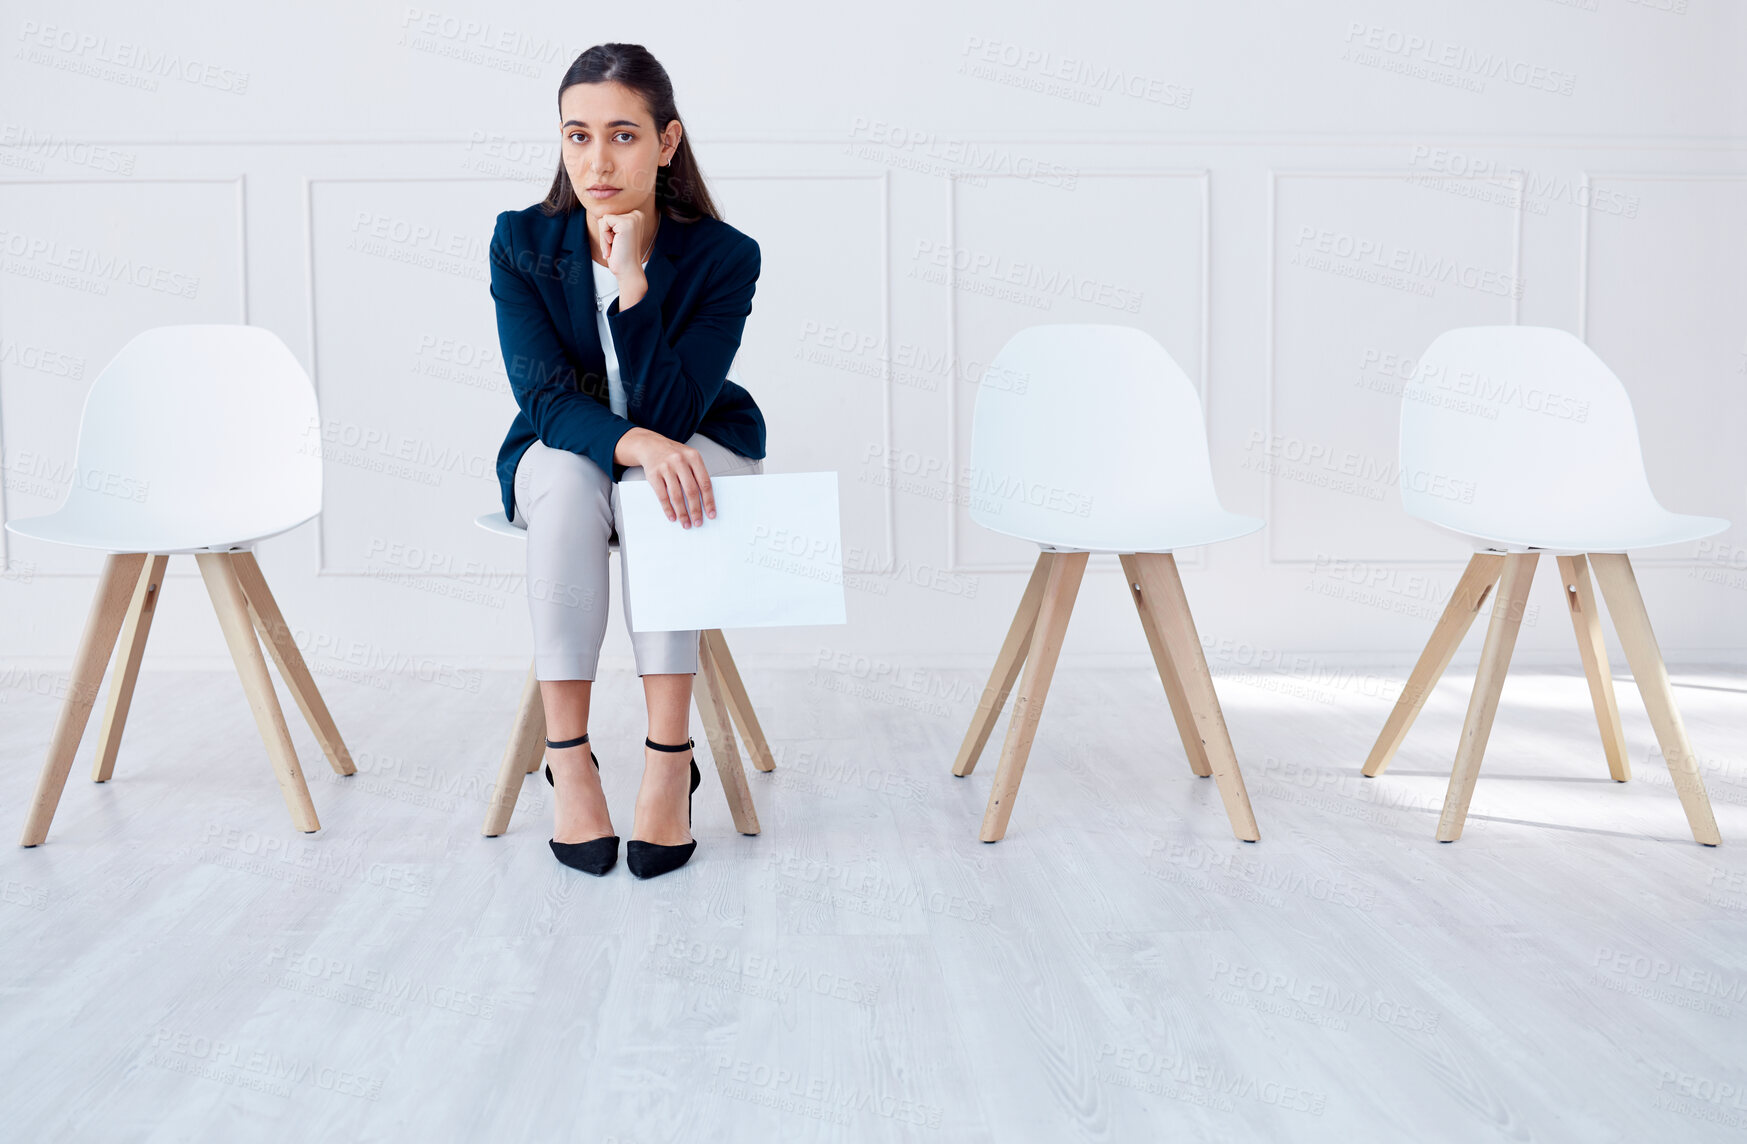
[511, 433, 764, 680]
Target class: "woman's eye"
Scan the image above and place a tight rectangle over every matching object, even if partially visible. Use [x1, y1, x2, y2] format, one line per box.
[614, 132, 634, 143]
[568, 132, 585, 144]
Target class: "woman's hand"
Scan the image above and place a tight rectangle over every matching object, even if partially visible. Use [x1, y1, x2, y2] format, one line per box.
[614, 428, 715, 528]
[597, 208, 651, 309]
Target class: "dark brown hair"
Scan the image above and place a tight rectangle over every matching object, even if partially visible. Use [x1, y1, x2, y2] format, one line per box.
[540, 43, 720, 223]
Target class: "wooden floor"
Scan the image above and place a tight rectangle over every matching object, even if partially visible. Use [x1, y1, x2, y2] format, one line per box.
[3, 659, 1746, 1142]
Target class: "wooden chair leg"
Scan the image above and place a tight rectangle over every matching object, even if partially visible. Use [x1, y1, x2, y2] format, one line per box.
[231, 550, 356, 776]
[1556, 554, 1630, 782]
[194, 552, 320, 833]
[483, 661, 546, 836]
[92, 554, 169, 782]
[1130, 553, 1261, 842]
[1118, 553, 1211, 778]
[1364, 553, 1504, 777]
[21, 553, 147, 846]
[979, 551, 1086, 842]
[697, 633, 760, 835]
[1437, 552, 1537, 842]
[520, 657, 544, 775]
[1589, 553, 1720, 846]
[701, 629, 775, 773]
[954, 552, 1055, 778]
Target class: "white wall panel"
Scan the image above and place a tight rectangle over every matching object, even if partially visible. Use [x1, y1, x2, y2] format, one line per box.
[0, 0, 1742, 665]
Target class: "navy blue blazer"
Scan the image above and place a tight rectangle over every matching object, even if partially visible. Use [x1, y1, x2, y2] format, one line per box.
[488, 202, 767, 521]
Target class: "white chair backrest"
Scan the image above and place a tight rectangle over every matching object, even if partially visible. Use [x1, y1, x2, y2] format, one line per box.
[968, 324, 1223, 548]
[67, 324, 321, 542]
[1399, 326, 1668, 542]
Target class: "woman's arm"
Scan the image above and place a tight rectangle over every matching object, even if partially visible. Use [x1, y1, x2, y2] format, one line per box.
[489, 211, 637, 480]
[607, 235, 760, 445]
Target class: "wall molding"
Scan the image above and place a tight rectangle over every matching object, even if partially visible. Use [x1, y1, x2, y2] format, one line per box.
[1264, 167, 1525, 568]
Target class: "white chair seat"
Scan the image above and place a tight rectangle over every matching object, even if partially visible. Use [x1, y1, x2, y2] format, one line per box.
[474, 510, 524, 541]
[475, 510, 618, 548]
[1442, 509, 1728, 556]
[981, 508, 1264, 554]
[6, 503, 316, 555]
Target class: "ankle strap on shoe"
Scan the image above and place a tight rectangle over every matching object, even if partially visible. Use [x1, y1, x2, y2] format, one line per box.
[645, 736, 694, 752]
[546, 733, 590, 750]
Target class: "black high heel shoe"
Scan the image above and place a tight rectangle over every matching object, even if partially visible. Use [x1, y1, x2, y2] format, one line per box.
[543, 733, 618, 876]
[625, 736, 701, 880]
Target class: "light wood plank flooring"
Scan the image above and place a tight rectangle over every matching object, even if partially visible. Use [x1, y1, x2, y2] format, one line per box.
[3, 661, 1745, 1141]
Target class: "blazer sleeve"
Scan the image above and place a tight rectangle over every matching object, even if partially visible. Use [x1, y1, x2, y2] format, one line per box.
[489, 211, 637, 481]
[608, 234, 760, 446]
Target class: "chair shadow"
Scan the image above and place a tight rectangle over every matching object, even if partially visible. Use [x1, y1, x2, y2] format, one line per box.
[1620, 676, 1747, 696]
[1384, 802, 1702, 846]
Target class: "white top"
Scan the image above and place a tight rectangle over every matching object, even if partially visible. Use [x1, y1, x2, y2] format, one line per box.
[592, 257, 648, 419]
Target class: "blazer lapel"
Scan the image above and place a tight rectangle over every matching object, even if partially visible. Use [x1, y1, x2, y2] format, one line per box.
[557, 207, 607, 387]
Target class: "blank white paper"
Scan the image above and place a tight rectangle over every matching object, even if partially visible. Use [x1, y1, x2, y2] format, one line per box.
[617, 471, 848, 632]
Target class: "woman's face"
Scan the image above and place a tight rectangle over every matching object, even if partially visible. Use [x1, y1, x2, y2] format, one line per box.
[559, 81, 681, 225]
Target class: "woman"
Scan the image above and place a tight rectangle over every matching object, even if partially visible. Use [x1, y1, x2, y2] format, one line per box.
[488, 43, 766, 879]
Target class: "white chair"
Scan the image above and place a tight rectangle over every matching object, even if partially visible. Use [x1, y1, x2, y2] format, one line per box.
[8, 325, 355, 846]
[952, 324, 1263, 842]
[1363, 325, 1727, 845]
[472, 511, 771, 839]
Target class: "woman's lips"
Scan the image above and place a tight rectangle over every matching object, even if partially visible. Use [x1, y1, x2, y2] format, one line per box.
[587, 186, 619, 198]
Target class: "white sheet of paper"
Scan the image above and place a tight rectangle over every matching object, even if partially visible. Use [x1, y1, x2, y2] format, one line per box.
[618, 471, 848, 632]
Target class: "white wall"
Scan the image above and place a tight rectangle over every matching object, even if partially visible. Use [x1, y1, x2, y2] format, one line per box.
[2, 0, 1744, 684]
